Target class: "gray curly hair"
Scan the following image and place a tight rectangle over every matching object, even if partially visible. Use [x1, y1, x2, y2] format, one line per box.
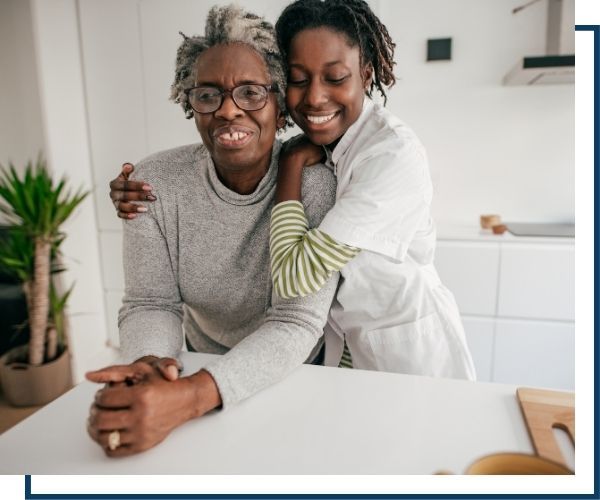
[170, 4, 290, 127]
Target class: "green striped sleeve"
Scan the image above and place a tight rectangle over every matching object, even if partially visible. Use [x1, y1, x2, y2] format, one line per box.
[270, 200, 360, 299]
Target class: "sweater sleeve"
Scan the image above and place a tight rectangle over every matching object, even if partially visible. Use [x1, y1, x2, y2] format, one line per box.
[203, 269, 338, 408]
[203, 165, 339, 408]
[118, 173, 184, 363]
[270, 200, 360, 298]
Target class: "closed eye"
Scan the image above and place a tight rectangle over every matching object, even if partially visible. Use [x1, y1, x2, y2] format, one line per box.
[328, 75, 349, 84]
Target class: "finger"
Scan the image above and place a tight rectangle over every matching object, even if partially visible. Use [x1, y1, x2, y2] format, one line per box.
[87, 404, 103, 443]
[86, 363, 152, 384]
[91, 428, 137, 457]
[118, 211, 137, 220]
[104, 443, 136, 458]
[87, 420, 100, 443]
[94, 385, 137, 409]
[86, 366, 133, 384]
[86, 421, 134, 457]
[88, 406, 134, 431]
[110, 191, 156, 204]
[108, 173, 128, 190]
[109, 179, 153, 193]
[121, 163, 134, 179]
[118, 201, 147, 214]
[155, 358, 181, 381]
[100, 429, 134, 448]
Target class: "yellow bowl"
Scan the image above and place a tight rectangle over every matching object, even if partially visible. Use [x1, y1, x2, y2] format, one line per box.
[465, 453, 573, 475]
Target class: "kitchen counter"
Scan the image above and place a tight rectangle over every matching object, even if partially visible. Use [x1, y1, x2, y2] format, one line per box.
[0, 352, 535, 475]
[436, 223, 574, 244]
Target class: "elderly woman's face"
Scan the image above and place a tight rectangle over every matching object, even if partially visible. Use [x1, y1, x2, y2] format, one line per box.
[192, 43, 282, 173]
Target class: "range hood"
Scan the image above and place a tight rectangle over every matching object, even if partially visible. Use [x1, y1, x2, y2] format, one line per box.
[503, 0, 574, 85]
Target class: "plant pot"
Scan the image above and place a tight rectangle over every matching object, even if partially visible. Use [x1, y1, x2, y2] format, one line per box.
[0, 345, 72, 407]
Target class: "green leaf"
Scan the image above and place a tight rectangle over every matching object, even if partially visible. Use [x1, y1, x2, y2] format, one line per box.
[0, 155, 89, 350]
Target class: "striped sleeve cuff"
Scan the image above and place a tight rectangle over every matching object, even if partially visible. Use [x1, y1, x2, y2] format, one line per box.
[270, 200, 360, 299]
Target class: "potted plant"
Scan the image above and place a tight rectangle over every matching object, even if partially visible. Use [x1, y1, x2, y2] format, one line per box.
[0, 226, 30, 357]
[0, 157, 87, 406]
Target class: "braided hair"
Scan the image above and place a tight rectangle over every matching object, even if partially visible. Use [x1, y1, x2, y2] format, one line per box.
[170, 4, 290, 127]
[275, 0, 396, 104]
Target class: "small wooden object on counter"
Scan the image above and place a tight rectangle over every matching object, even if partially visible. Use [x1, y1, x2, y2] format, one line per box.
[480, 214, 501, 229]
[492, 224, 508, 235]
[516, 387, 574, 469]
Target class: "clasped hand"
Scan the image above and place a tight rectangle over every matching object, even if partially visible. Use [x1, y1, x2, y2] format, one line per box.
[86, 357, 196, 457]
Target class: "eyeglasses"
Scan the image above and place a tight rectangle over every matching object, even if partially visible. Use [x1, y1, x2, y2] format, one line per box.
[184, 84, 278, 114]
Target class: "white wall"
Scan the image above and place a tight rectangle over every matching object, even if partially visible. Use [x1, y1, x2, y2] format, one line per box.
[0, 0, 108, 380]
[379, 0, 574, 225]
[0, 0, 45, 170]
[29, 0, 108, 380]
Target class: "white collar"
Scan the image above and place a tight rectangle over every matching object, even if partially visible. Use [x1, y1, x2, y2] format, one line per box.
[331, 97, 375, 165]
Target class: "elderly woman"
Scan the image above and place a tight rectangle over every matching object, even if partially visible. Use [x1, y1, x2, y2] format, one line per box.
[86, 5, 337, 456]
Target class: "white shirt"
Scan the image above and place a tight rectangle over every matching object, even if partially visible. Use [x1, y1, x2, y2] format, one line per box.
[320, 99, 476, 380]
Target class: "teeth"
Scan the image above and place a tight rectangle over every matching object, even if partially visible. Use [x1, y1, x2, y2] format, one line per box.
[306, 113, 336, 124]
[219, 131, 248, 141]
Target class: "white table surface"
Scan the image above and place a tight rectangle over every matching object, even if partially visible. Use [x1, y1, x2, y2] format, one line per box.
[0, 352, 533, 474]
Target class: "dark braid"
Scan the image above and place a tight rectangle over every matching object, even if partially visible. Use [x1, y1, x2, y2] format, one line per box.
[275, 0, 396, 104]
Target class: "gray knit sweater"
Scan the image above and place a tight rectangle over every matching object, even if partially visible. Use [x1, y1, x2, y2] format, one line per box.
[118, 140, 338, 407]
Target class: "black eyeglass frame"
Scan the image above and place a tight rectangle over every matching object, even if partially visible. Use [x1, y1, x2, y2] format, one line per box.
[184, 84, 279, 114]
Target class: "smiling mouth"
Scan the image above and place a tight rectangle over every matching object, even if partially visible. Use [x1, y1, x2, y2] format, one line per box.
[305, 112, 338, 125]
[214, 128, 254, 148]
[219, 131, 249, 141]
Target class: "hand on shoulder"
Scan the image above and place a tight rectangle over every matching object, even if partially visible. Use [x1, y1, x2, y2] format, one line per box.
[109, 163, 155, 220]
[281, 134, 324, 169]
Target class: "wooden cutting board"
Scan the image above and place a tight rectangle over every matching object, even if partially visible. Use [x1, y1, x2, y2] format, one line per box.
[516, 388, 574, 468]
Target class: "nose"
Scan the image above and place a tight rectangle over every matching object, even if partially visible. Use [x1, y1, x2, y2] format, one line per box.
[214, 93, 244, 120]
[303, 80, 328, 108]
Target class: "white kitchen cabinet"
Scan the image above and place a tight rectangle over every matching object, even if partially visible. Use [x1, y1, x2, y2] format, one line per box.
[493, 319, 574, 390]
[461, 316, 495, 382]
[436, 226, 574, 389]
[435, 242, 499, 316]
[497, 243, 574, 321]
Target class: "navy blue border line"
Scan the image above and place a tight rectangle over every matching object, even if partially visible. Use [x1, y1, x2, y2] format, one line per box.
[24, 24, 599, 500]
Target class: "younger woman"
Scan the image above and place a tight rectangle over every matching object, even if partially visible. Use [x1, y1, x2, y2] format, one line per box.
[269, 0, 475, 378]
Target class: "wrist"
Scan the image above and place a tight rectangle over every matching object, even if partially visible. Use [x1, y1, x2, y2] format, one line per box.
[183, 369, 222, 419]
[280, 155, 307, 171]
[276, 160, 304, 203]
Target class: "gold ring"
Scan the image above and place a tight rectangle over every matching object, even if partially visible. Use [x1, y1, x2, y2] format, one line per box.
[108, 430, 121, 451]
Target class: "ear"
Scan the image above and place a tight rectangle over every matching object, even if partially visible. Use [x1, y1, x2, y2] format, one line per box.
[362, 63, 374, 91]
[276, 110, 286, 130]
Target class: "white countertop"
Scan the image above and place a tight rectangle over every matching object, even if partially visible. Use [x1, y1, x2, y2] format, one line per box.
[436, 223, 574, 244]
[0, 352, 534, 475]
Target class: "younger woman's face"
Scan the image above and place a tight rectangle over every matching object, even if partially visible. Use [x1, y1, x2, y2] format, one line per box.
[285, 27, 372, 147]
